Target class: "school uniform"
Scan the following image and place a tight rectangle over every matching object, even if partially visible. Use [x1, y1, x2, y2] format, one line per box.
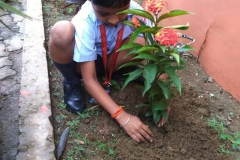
[71, 0, 148, 63]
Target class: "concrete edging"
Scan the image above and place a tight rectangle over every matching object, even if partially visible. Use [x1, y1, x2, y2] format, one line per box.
[17, 0, 55, 159]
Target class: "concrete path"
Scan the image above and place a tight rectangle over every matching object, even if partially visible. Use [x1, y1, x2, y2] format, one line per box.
[0, 0, 55, 159]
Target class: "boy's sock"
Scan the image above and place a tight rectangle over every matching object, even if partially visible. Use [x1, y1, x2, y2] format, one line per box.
[52, 60, 86, 114]
[52, 60, 81, 85]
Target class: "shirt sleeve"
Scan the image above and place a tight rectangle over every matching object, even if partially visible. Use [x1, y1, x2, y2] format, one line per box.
[72, 17, 97, 62]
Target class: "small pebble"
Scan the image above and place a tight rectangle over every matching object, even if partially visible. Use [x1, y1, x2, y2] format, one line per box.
[181, 148, 187, 154]
[167, 146, 173, 152]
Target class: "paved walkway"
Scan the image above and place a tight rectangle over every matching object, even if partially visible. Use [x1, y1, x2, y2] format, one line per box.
[0, 0, 55, 159]
[0, 1, 24, 159]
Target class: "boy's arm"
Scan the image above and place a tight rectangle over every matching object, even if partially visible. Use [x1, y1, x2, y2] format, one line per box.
[80, 61, 120, 115]
[80, 61, 153, 143]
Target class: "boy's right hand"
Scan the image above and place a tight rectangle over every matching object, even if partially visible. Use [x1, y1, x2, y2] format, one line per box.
[116, 111, 153, 143]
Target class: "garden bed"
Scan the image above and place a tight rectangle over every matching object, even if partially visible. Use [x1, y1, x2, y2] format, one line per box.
[43, 0, 240, 159]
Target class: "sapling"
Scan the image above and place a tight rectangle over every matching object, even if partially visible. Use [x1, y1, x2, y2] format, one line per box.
[118, 0, 194, 125]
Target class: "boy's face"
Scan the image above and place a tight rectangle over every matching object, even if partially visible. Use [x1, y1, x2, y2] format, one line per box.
[91, 2, 130, 27]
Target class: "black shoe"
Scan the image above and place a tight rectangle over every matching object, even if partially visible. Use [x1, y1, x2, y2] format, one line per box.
[63, 82, 87, 114]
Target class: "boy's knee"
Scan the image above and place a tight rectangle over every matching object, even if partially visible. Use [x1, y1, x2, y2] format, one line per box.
[49, 21, 75, 48]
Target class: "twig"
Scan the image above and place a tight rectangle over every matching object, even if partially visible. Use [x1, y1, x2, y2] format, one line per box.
[88, 105, 100, 110]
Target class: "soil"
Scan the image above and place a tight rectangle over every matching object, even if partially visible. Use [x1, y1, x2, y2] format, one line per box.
[43, 0, 240, 159]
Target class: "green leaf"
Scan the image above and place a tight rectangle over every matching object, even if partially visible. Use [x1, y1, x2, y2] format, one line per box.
[143, 64, 157, 83]
[177, 45, 195, 52]
[164, 67, 182, 94]
[118, 9, 155, 23]
[145, 32, 154, 44]
[235, 139, 240, 145]
[118, 43, 142, 52]
[125, 46, 143, 57]
[145, 111, 153, 117]
[136, 45, 163, 54]
[0, 19, 12, 30]
[161, 109, 169, 122]
[148, 87, 162, 99]
[170, 53, 180, 64]
[142, 81, 151, 97]
[166, 81, 174, 89]
[164, 23, 189, 30]
[110, 80, 121, 90]
[157, 10, 194, 24]
[142, 64, 158, 96]
[153, 99, 169, 111]
[133, 52, 159, 62]
[153, 110, 161, 125]
[110, 80, 118, 85]
[118, 62, 143, 70]
[122, 20, 134, 28]
[180, 56, 188, 65]
[160, 45, 167, 53]
[135, 104, 150, 108]
[0, 1, 32, 20]
[220, 134, 234, 142]
[129, 25, 149, 44]
[157, 80, 169, 99]
[158, 59, 172, 65]
[122, 69, 143, 90]
[141, 26, 162, 34]
[157, 44, 167, 53]
[232, 143, 239, 150]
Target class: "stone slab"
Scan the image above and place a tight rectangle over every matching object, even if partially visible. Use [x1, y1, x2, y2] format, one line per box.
[0, 57, 13, 68]
[0, 66, 16, 80]
[17, 0, 55, 159]
[4, 35, 23, 51]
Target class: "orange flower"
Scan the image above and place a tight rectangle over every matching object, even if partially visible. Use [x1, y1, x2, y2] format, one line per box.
[131, 17, 140, 28]
[154, 28, 179, 47]
[142, 0, 168, 13]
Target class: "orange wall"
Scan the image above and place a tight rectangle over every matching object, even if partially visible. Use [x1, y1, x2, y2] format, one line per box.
[160, 0, 240, 101]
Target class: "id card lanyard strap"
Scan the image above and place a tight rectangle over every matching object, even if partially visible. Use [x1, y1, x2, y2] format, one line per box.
[100, 24, 124, 86]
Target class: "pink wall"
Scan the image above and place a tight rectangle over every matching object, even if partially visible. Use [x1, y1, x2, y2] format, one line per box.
[160, 0, 240, 101]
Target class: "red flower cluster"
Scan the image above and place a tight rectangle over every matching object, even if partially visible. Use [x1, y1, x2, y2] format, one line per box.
[131, 16, 140, 28]
[131, 15, 147, 28]
[142, 0, 168, 13]
[154, 28, 179, 47]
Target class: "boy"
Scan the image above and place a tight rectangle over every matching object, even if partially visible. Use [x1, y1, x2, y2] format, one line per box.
[49, 0, 155, 143]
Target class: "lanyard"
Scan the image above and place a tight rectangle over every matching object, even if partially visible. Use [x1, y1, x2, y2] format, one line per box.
[100, 24, 124, 86]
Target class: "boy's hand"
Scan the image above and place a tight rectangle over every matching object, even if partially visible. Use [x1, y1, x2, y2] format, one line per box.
[157, 106, 171, 127]
[116, 111, 153, 143]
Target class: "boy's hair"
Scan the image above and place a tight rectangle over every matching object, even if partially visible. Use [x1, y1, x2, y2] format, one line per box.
[91, 0, 130, 8]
